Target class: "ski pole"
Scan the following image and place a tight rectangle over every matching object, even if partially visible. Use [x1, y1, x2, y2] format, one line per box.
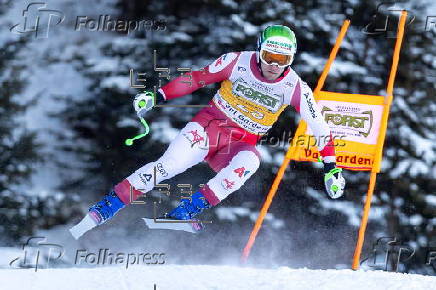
[125, 117, 150, 146]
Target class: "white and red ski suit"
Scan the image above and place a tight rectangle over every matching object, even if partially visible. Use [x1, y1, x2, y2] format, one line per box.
[115, 51, 335, 206]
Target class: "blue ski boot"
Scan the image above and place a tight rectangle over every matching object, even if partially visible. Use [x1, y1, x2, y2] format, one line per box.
[166, 191, 211, 220]
[70, 189, 126, 239]
[89, 189, 125, 225]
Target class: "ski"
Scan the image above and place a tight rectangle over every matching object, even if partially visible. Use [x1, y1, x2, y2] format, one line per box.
[69, 213, 99, 240]
[142, 218, 205, 233]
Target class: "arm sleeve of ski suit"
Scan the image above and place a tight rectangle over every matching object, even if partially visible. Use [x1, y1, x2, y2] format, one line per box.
[157, 52, 240, 100]
[290, 79, 336, 163]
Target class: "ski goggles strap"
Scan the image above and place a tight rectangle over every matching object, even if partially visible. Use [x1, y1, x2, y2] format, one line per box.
[260, 50, 293, 67]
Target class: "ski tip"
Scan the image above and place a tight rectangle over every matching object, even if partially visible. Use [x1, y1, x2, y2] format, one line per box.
[142, 218, 203, 233]
[69, 214, 98, 240]
[69, 227, 82, 240]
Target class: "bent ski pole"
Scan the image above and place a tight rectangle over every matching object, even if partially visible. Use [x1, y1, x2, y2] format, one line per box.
[125, 117, 150, 146]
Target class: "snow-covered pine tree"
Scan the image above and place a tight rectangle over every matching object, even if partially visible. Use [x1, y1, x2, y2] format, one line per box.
[0, 7, 40, 243]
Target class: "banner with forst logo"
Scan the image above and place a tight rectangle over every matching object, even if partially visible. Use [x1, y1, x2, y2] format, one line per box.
[287, 91, 386, 171]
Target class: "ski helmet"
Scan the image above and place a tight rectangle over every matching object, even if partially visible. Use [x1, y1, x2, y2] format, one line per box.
[257, 25, 297, 67]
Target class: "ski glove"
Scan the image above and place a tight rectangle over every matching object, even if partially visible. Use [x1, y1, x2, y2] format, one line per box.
[323, 163, 346, 199]
[133, 91, 155, 118]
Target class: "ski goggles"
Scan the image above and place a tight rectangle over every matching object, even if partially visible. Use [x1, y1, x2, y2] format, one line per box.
[259, 50, 293, 67]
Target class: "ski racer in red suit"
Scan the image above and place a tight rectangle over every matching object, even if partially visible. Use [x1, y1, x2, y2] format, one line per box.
[69, 25, 346, 238]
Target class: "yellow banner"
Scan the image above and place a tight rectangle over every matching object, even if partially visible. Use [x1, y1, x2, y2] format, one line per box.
[287, 91, 387, 172]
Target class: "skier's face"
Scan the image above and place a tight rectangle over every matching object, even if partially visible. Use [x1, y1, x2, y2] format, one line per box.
[260, 62, 285, 81]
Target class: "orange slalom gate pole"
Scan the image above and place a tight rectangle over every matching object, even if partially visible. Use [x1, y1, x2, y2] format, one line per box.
[240, 19, 351, 264]
[288, 20, 349, 159]
[314, 19, 350, 94]
[241, 158, 291, 263]
[352, 171, 378, 269]
[351, 10, 407, 270]
[386, 11, 407, 98]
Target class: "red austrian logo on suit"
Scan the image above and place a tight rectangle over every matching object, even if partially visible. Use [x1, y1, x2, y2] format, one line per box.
[234, 167, 250, 178]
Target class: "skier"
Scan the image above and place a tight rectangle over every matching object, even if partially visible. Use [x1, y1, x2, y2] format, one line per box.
[70, 25, 345, 238]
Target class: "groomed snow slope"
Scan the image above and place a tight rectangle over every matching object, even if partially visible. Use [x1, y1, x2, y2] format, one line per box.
[2, 265, 435, 290]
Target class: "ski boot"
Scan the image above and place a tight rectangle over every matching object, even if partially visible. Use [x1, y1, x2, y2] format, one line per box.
[69, 189, 125, 239]
[166, 191, 211, 220]
[88, 189, 125, 224]
[145, 191, 211, 232]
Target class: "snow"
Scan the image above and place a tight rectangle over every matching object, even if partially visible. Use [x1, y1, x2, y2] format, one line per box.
[409, 215, 423, 226]
[231, 14, 258, 36]
[306, 188, 387, 227]
[222, 0, 238, 9]
[2, 0, 120, 194]
[299, 53, 367, 77]
[362, 76, 383, 85]
[215, 207, 285, 229]
[256, 145, 273, 163]
[89, 58, 120, 73]
[150, 119, 180, 143]
[215, 206, 250, 221]
[0, 265, 435, 290]
[299, 53, 364, 75]
[101, 76, 131, 90]
[171, 32, 193, 42]
[331, 60, 367, 76]
[116, 117, 139, 128]
[273, 152, 285, 166]
[0, 247, 22, 266]
[299, 53, 325, 71]
[425, 195, 436, 206]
